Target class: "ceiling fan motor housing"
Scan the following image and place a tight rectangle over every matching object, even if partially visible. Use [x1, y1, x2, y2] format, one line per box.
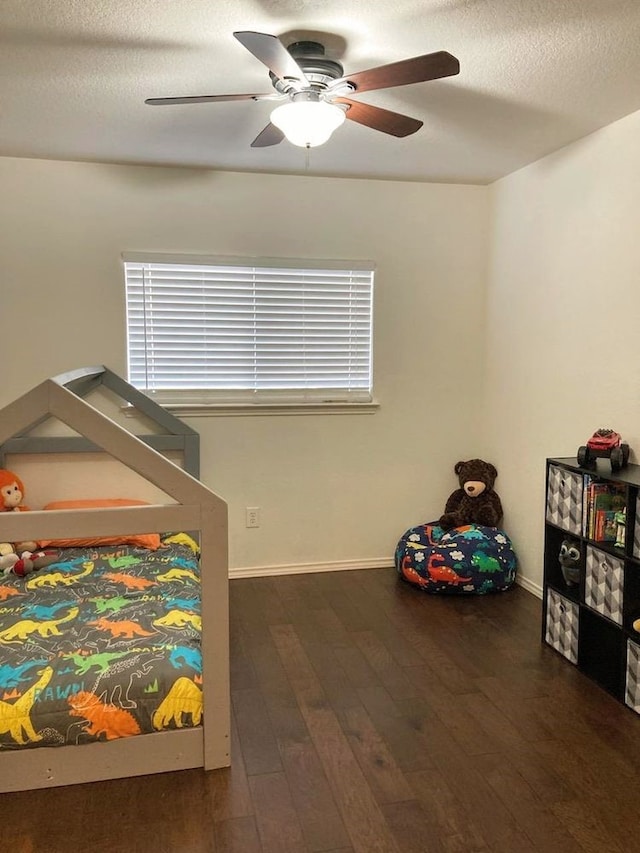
[270, 40, 345, 92]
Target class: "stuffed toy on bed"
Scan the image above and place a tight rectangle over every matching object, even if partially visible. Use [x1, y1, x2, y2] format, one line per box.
[438, 458, 503, 530]
[0, 549, 59, 578]
[0, 468, 38, 555]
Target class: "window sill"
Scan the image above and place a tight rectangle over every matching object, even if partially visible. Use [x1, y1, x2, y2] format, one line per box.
[123, 401, 379, 418]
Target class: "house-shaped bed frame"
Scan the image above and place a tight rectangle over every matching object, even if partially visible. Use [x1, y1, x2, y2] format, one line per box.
[0, 366, 229, 793]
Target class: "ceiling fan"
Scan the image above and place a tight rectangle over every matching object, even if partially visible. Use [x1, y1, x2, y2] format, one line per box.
[146, 31, 460, 148]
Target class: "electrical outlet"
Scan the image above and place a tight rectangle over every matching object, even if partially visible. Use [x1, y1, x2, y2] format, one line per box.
[246, 506, 260, 528]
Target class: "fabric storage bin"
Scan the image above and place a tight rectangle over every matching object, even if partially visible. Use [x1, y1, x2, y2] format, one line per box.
[585, 546, 624, 625]
[546, 465, 583, 535]
[625, 639, 640, 714]
[545, 589, 579, 664]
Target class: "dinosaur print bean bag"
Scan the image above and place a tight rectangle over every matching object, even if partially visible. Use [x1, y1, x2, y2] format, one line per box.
[395, 522, 518, 594]
[0, 538, 203, 749]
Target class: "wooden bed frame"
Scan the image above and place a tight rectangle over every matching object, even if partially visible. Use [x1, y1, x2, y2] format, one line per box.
[0, 366, 229, 793]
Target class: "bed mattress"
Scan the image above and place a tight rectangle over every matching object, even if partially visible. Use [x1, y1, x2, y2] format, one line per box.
[0, 539, 202, 749]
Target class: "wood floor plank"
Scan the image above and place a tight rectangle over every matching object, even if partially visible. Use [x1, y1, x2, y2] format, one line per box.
[271, 575, 333, 647]
[209, 711, 254, 823]
[244, 632, 311, 750]
[474, 674, 556, 743]
[352, 630, 420, 701]
[271, 622, 402, 853]
[229, 605, 258, 691]
[551, 799, 625, 853]
[341, 703, 415, 804]
[232, 687, 282, 776]
[389, 609, 477, 695]
[355, 685, 439, 773]
[372, 627, 426, 670]
[248, 771, 309, 853]
[214, 816, 262, 853]
[404, 767, 489, 851]
[532, 733, 640, 848]
[381, 799, 446, 853]
[530, 681, 640, 808]
[421, 744, 523, 847]
[332, 642, 381, 690]
[231, 577, 288, 646]
[274, 572, 328, 613]
[6, 770, 218, 853]
[280, 740, 352, 852]
[471, 751, 585, 853]
[404, 600, 498, 681]
[488, 833, 539, 853]
[403, 667, 492, 757]
[346, 575, 487, 688]
[313, 606, 355, 648]
[460, 689, 530, 753]
[313, 571, 379, 632]
[493, 741, 572, 807]
[443, 837, 489, 853]
[298, 638, 363, 714]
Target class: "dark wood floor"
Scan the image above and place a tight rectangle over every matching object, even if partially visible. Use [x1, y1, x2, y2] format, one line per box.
[4, 568, 640, 853]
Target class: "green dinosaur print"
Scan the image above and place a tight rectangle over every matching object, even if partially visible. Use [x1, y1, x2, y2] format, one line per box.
[90, 595, 132, 614]
[458, 529, 487, 540]
[64, 651, 131, 675]
[472, 552, 502, 573]
[108, 555, 142, 569]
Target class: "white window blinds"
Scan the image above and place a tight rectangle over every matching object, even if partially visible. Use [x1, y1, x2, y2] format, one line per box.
[123, 255, 374, 405]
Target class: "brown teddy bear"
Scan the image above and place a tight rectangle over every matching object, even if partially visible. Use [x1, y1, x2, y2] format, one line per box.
[438, 459, 503, 530]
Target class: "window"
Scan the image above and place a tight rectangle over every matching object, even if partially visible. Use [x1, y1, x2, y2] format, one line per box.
[123, 254, 375, 412]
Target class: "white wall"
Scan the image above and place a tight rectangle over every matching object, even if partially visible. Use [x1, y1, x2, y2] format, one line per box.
[0, 158, 489, 571]
[485, 108, 640, 592]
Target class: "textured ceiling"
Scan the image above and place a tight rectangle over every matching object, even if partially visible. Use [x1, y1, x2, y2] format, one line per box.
[2, 0, 640, 184]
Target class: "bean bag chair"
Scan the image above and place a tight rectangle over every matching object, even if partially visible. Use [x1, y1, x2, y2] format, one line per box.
[395, 521, 517, 594]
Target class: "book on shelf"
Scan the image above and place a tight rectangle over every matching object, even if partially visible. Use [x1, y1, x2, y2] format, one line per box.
[582, 477, 626, 541]
[582, 473, 592, 536]
[595, 509, 618, 542]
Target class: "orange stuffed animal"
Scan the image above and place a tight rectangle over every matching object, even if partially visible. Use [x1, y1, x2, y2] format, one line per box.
[0, 469, 37, 555]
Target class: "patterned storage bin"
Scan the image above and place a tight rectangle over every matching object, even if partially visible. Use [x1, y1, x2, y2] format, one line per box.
[545, 589, 579, 664]
[546, 465, 583, 535]
[585, 546, 624, 625]
[625, 639, 640, 714]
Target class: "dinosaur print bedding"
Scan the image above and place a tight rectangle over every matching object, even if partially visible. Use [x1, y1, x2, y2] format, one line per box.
[0, 538, 203, 749]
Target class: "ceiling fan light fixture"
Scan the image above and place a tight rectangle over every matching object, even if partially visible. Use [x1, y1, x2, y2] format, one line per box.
[270, 96, 346, 147]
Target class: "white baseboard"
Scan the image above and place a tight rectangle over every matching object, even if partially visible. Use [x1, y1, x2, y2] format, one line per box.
[230, 558, 544, 601]
[516, 574, 543, 599]
[229, 557, 393, 579]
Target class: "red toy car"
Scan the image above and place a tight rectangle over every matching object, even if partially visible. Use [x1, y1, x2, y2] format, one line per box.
[578, 429, 629, 471]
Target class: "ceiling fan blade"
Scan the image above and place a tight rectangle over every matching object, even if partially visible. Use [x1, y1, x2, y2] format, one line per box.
[343, 51, 459, 94]
[250, 123, 285, 148]
[146, 93, 273, 105]
[335, 98, 422, 137]
[234, 31, 309, 87]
